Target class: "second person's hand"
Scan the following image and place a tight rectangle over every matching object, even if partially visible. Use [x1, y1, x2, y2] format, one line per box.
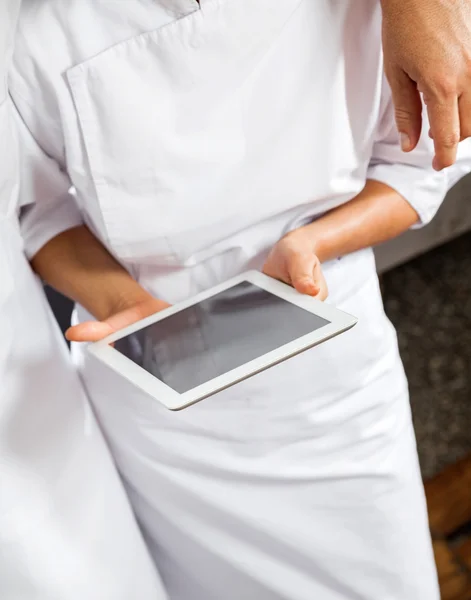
[381, 0, 471, 170]
[262, 228, 328, 301]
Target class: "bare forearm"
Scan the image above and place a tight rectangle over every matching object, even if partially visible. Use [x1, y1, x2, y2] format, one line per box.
[299, 180, 419, 263]
[31, 225, 153, 321]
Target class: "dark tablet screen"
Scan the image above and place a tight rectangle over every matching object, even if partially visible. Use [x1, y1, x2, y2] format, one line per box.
[114, 281, 329, 394]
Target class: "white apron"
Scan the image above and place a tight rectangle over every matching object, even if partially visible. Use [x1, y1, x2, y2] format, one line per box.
[53, 1, 438, 598]
[0, 4, 166, 599]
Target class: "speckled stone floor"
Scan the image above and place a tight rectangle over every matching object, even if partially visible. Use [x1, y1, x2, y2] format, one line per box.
[381, 232, 471, 480]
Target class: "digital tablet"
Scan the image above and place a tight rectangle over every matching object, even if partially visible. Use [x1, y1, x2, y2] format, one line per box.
[88, 271, 357, 410]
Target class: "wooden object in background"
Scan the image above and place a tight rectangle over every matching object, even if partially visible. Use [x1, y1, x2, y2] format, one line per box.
[425, 454, 471, 599]
[432, 539, 471, 600]
[426, 455, 471, 537]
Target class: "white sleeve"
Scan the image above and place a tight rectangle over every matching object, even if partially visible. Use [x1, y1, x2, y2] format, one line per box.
[367, 75, 471, 228]
[10, 91, 83, 259]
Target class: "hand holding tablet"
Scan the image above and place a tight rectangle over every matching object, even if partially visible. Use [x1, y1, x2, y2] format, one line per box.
[89, 271, 357, 410]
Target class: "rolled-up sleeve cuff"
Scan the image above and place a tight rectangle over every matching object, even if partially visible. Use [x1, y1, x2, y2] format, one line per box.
[12, 99, 84, 259]
[367, 162, 447, 229]
[21, 191, 83, 259]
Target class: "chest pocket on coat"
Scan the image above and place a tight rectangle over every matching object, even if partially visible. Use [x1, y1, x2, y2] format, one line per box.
[65, 0, 324, 266]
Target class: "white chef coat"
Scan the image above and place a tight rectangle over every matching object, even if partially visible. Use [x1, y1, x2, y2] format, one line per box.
[9, 1, 471, 598]
[0, 2, 166, 599]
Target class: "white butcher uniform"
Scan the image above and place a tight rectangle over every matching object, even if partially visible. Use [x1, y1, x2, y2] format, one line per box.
[0, 1, 166, 598]
[10, 0, 471, 598]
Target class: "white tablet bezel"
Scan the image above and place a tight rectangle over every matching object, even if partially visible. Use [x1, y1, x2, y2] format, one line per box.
[88, 270, 357, 410]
